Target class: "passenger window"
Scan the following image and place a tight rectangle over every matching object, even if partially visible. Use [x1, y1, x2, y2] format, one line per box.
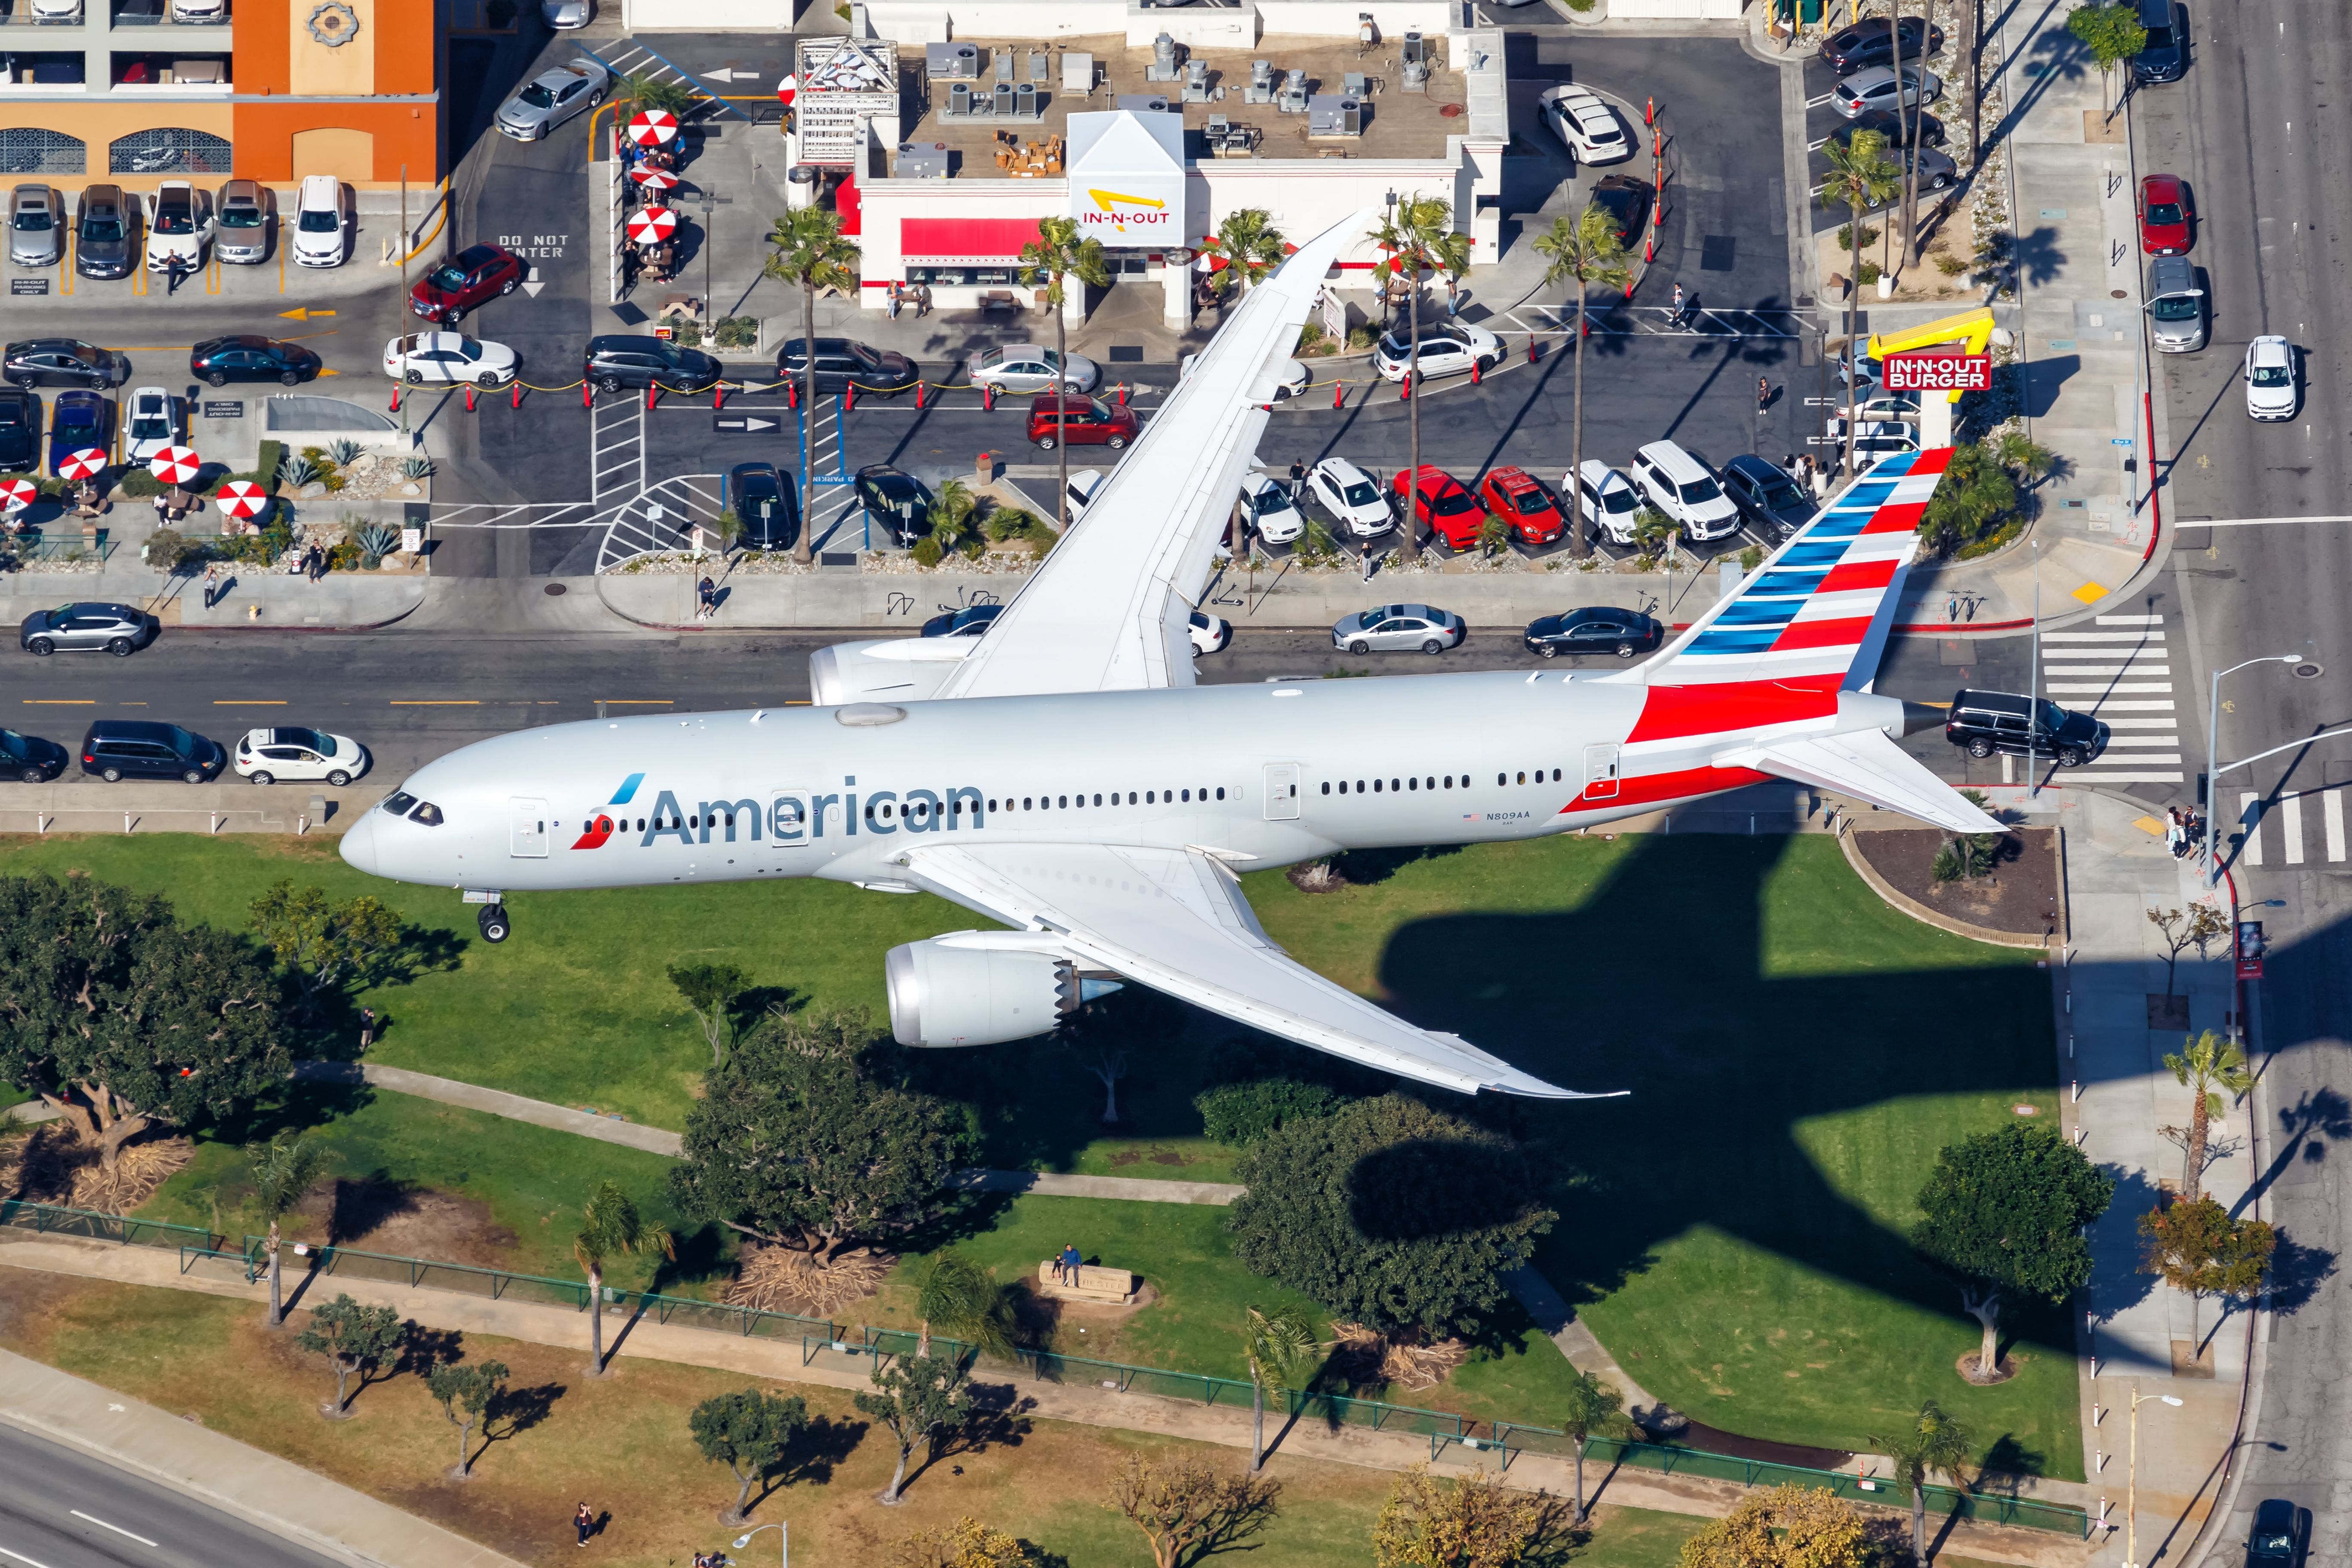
[1408, 778, 1418, 790]
[1373, 780, 1382, 793]
[1181, 789, 1190, 802]
[1322, 782, 1331, 794]
[1215, 787, 1225, 800]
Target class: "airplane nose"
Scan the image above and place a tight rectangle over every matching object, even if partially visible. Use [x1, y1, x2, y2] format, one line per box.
[339, 810, 381, 875]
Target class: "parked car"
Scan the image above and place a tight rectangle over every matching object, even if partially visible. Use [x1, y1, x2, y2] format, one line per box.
[1188, 609, 1232, 654]
[1833, 64, 1942, 118]
[169, 0, 225, 20]
[1240, 472, 1305, 545]
[1305, 457, 1393, 540]
[1822, 107, 1945, 150]
[1523, 606, 1662, 658]
[542, 0, 592, 25]
[1945, 688, 2107, 767]
[1331, 603, 1466, 656]
[727, 461, 797, 550]
[123, 386, 184, 465]
[1864, 145, 1957, 202]
[1392, 465, 1488, 552]
[1836, 389, 1921, 424]
[775, 337, 921, 396]
[2137, 173, 2192, 254]
[235, 726, 368, 786]
[583, 335, 718, 394]
[1477, 466, 1566, 548]
[409, 242, 524, 324]
[143, 180, 208, 272]
[80, 720, 223, 783]
[8, 184, 62, 268]
[1720, 455, 1815, 540]
[966, 343, 1099, 395]
[1372, 319, 1500, 383]
[1631, 441, 1740, 542]
[2245, 1501, 2309, 1568]
[1832, 418, 1923, 472]
[4, 338, 128, 390]
[1026, 391, 1137, 450]
[1066, 469, 1105, 518]
[28, 0, 81, 23]
[291, 174, 351, 267]
[0, 726, 68, 782]
[495, 57, 609, 143]
[2244, 336, 2297, 421]
[74, 185, 134, 279]
[20, 601, 158, 658]
[922, 603, 1000, 637]
[1819, 15, 1942, 73]
[1571, 459, 1643, 546]
[0, 387, 37, 471]
[46, 391, 111, 477]
[2145, 256, 2207, 354]
[1179, 352, 1311, 400]
[190, 335, 322, 388]
[854, 464, 934, 545]
[384, 331, 517, 387]
[1538, 83, 1631, 162]
[213, 178, 269, 264]
[2132, 0, 2185, 84]
[1584, 174, 1654, 245]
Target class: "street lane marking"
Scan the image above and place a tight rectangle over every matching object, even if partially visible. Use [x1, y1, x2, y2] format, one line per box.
[2325, 790, 2346, 862]
[2073, 771, 2183, 783]
[2046, 682, 2171, 694]
[2241, 793, 2263, 867]
[597, 699, 673, 705]
[1, 1547, 59, 1568]
[70, 1511, 156, 1548]
[2086, 753, 2182, 765]
[22, 699, 94, 704]
[2095, 614, 2163, 625]
[389, 700, 480, 706]
[2190, 514, 2352, 529]
[212, 699, 286, 705]
[2283, 793, 2305, 865]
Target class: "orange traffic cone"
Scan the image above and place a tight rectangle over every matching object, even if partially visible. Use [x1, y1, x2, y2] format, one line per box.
[982, 383, 995, 412]
[915, 381, 927, 410]
[713, 381, 726, 410]
[390, 385, 401, 413]
[582, 380, 592, 408]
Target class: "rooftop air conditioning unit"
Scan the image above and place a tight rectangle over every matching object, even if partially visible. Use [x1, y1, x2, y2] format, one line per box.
[1276, 68, 1307, 113]
[1308, 94, 1364, 136]
[1145, 31, 1183, 82]
[1400, 31, 1430, 92]
[1244, 58, 1275, 105]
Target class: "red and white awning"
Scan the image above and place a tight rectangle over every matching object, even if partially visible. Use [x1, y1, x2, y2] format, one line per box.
[147, 446, 201, 486]
[626, 206, 678, 244]
[0, 477, 36, 512]
[625, 110, 678, 146]
[56, 447, 107, 481]
[215, 480, 270, 520]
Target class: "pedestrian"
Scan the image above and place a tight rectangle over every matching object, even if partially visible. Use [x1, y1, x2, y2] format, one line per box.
[165, 251, 187, 297]
[573, 1501, 594, 1547]
[1669, 282, 1685, 326]
[1059, 1243, 1082, 1284]
[358, 1007, 377, 1050]
[1360, 542, 1375, 583]
[1757, 376, 1772, 413]
[696, 575, 717, 622]
[201, 561, 220, 609]
[887, 282, 902, 320]
[1287, 457, 1306, 500]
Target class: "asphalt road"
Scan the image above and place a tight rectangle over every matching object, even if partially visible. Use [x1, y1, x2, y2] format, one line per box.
[0, 1421, 342, 1568]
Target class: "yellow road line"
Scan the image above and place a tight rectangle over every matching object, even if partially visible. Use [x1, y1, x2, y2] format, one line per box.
[23, 698, 94, 704]
[389, 699, 480, 706]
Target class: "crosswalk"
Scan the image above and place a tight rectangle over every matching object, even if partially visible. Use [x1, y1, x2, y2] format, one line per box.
[2038, 613, 2183, 784]
[2236, 787, 2351, 867]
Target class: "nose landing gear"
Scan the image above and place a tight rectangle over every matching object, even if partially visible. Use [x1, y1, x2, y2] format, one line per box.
[477, 902, 510, 943]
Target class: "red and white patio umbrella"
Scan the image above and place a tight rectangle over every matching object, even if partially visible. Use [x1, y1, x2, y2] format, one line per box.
[625, 109, 679, 146]
[776, 72, 798, 107]
[629, 167, 680, 192]
[626, 206, 678, 245]
[147, 445, 201, 487]
[56, 447, 108, 481]
[0, 477, 36, 512]
[215, 480, 270, 521]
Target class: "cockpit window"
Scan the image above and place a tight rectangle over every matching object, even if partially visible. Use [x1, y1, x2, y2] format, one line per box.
[381, 791, 417, 816]
[408, 801, 444, 826]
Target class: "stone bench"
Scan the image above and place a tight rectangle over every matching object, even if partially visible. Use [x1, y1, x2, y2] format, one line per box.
[1036, 1259, 1139, 1305]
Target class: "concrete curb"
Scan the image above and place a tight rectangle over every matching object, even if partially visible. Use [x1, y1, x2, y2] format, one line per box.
[1838, 825, 2058, 951]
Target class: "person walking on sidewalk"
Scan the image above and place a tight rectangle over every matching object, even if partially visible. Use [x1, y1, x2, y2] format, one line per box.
[696, 576, 717, 622]
[573, 1502, 594, 1547]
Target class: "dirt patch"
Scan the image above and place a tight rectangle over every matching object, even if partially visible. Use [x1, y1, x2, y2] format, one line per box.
[1106, 1145, 1205, 1170]
[1852, 827, 2062, 938]
[1957, 1351, 2019, 1384]
[288, 1179, 520, 1270]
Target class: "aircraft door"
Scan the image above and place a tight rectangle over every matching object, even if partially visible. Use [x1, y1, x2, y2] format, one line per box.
[511, 797, 549, 857]
[772, 789, 813, 846]
[1262, 763, 1301, 821]
[1582, 744, 1620, 801]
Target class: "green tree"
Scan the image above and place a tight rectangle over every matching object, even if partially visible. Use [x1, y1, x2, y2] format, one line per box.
[1228, 1095, 1555, 1340]
[1533, 207, 1633, 561]
[854, 1352, 972, 1505]
[689, 1386, 809, 1521]
[425, 1358, 508, 1479]
[888, 1516, 1043, 1568]
[1911, 1123, 2113, 1378]
[1201, 207, 1287, 302]
[1815, 131, 1902, 477]
[2164, 1030, 2253, 1202]
[294, 1292, 405, 1415]
[575, 1179, 673, 1375]
[1368, 196, 1472, 565]
[247, 879, 407, 1023]
[1556, 1368, 1636, 1522]
[620, 70, 697, 118]
[2140, 1194, 2275, 1347]
[912, 1248, 1017, 1362]
[1017, 215, 1113, 531]
[1372, 1464, 1538, 1568]
[1871, 1403, 1972, 1568]
[1110, 1452, 1281, 1568]
[1241, 1304, 1320, 1474]
[247, 1129, 334, 1327]
[930, 478, 980, 555]
[666, 961, 751, 1069]
[670, 1007, 974, 1262]
[762, 208, 861, 565]
[2066, 2, 2148, 122]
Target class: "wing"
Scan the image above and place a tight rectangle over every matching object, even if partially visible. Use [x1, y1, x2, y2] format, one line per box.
[931, 212, 1371, 701]
[896, 841, 1613, 1101]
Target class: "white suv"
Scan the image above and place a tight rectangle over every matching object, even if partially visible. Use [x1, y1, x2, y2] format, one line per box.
[1631, 441, 1740, 542]
[142, 181, 208, 272]
[1372, 320, 1501, 383]
[291, 175, 349, 268]
[1571, 459, 1642, 546]
[1305, 457, 1393, 539]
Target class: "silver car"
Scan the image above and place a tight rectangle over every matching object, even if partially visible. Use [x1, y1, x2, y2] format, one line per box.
[1331, 603, 1467, 656]
[495, 58, 609, 143]
[8, 184, 62, 268]
[214, 178, 269, 264]
[1833, 64, 1942, 118]
[967, 343, 1100, 395]
[542, 0, 591, 23]
[1864, 146, 1957, 206]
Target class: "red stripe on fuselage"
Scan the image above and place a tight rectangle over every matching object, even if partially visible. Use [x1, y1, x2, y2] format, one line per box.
[1770, 615, 1877, 652]
[1860, 499, 1931, 534]
[1562, 763, 1774, 813]
[1816, 558, 1898, 593]
[1623, 675, 1842, 743]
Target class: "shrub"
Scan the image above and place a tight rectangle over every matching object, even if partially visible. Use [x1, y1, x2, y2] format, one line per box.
[1935, 253, 1970, 276]
[254, 441, 285, 492]
[119, 469, 163, 498]
[355, 525, 399, 566]
[282, 455, 322, 489]
[398, 456, 434, 481]
[1855, 260, 1882, 287]
[910, 533, 946, 568]
[145, 528, 199, 574]
[1835, 224, 1881, 252]
[714, 315, 760, 350]
[1195, 1078, 1345, 1145]
[326, 439, 362, 467]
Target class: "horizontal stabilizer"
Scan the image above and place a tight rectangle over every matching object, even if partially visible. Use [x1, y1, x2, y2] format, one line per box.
[1730, 727, 2005, 834]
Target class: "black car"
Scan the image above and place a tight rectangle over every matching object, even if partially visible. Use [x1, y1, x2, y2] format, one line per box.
[80, 719, 224, 784]
[1945, 688, 2108, 767]
[1584, 175, 1654, 245]
[74, 185, 133, 280]
[0, 386, 37, 469]
[2132, 0, 2185, 83]
[922, 604, 1001, 637]
[20, 601, 158, 657]
[775, 337, 921, 397]
[1819, 15, 1943, 74]
[0, 726, 67, 781]
[584, 335, 721, 394]
[854, 464, 934, 546]
[727, 461, 799, 549]
[2246, 1501, 2309, 1568]
[1524, 606, 1662, 659]
[1823, 107, 1946, 151]
[3, 337, 129, 390]
[1721, 455, 1816, 540]
[190, 336, 322, 388]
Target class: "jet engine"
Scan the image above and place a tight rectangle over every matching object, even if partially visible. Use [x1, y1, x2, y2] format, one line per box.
[885, 934, 1121, 1047]
[808, 639, 975, 706]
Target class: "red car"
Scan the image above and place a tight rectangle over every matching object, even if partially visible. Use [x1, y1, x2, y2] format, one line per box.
[2137, 175, 2193, 256]
[409, 242, 524, 324]
[1391, 465, 1488, 551]
[1476, 466, 1566, 547]
[1027, 391, 1138, 450]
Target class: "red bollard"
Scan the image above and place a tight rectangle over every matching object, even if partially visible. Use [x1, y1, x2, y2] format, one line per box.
[582, 380, 593, 409]
[1332, 378, 1345, 409]
[787, 379, 798, 410]
[389, 384, 401, 413]
[1624, 277, 1635, 300]
[713, 381, 726, 410]
[915, 381, 927, 410]
[982, 383, 995, 412]
[845, 383, 856, 412]
[1527, 335, 1539, 363]
[510, 380, 524, 410]
[645, 381, 659, 410]
[1470, 358, 1482, 386]
[1646, 94, 1655, 127]
[463, 382, 476, 413]
[1399, 373, 1411, 402]
[1116, 382, 1128, 407]
[1645, 233, 1655, 263]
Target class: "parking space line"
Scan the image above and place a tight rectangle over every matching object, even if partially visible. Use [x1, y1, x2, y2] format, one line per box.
[211, 699, 286, 704]
[389, 699, 481, 705]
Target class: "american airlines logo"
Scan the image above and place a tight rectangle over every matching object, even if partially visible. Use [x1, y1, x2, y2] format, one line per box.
[1081, 187, 1171, 235]
[571, 774, 983, 849]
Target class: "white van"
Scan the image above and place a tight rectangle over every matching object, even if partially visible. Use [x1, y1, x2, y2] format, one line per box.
[1631, 441, 1740, 542]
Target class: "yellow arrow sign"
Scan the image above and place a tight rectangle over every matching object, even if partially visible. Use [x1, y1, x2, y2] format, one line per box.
[277, 307, 338, 322]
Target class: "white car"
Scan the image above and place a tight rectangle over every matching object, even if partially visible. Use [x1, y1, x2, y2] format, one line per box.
[970, 343, 1100, 395]
[1827, 416, 1922, 472]
[1630, 441, 1740, 542]
[1066, 469, 1105, 518]
[292, 175, 350, 268]
[1305, 457, 1393, 540]
[1538, 84, 1631, 164]
[1372, 320, 1501, 383]
[29, 0, 81, 19]
[235, 727, 370, 787]
[1179, 352, 1311, 400]
[142, 181, 208, 272]
[1240, 471, 1305, 544]
[2243, 335, 2296, 421]
[383, 331, 518, 387]
[170, 0, 226, 18]
[1570, 458, 1642, 546]
[123, 386, 184, 465]
[1188, 609, 1231, 654]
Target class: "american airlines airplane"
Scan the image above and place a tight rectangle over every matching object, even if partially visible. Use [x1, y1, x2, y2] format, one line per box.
[339, 213, 1997, 1101]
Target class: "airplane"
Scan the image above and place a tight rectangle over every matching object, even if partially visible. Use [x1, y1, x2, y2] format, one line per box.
[338, 211, 1999, 1102]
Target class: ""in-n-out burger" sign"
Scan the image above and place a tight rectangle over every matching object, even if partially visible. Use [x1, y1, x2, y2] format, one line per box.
[1077, 185, 1176, 239]
[1882, 350, 1992, 392]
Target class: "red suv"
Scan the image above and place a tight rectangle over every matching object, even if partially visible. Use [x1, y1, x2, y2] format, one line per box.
[1476, 466, 1566, 547]
[1027, 391, 1138, 450]
[1391, 465, 1487, 551]
[409, 242, 524, 325]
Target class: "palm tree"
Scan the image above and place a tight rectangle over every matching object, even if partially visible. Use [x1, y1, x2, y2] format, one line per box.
[246, 1130, 333, 1328]
[1816, 132, 1903, 478]
[1533, 208, 1633, 560]
[619, 70, 698, 121]
[1202, 207, 1288, 306]
[1556, 1368, 1636, 1522]
[1241, 1304, 1320, 1473]
[911, 1248, 1017, 1361]
[1368, 197, 1472, 565]
[1017, 216, 1112, 532]
[2164, 1030, 2252, 1201]
[760, 208, 860, 565]
[1873, 1401, 1973, 1566]
[575, 1180, 673, 1376]
[930, 477, 978, 555]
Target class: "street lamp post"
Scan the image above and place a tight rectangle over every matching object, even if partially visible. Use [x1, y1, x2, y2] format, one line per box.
[733, 1520, 786, 1568]
[2122, 1384, 2182, 1568]
[2205, 655, 2303, 883]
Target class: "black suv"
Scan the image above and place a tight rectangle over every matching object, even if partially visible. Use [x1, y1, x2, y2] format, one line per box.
[0, 385, 37, 469]
[2247, 1501, 2308, 1568]
[2132, 0, 2186, 84]
[584, 335, 721, 394]
[0, 726, 67, 781]
[775, 337, 920, 397]
[1945, 688, 2108, 767]
[1721, 455, 1815, 540]
[20, 601, 159, 657]
[80, 720, 224, 784]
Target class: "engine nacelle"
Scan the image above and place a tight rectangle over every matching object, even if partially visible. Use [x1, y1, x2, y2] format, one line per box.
[886, 937, 1079, 1047]
[808, 638, 974, 707]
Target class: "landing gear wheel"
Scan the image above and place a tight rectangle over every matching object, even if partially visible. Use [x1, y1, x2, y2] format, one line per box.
[478, 903, 511, 943]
